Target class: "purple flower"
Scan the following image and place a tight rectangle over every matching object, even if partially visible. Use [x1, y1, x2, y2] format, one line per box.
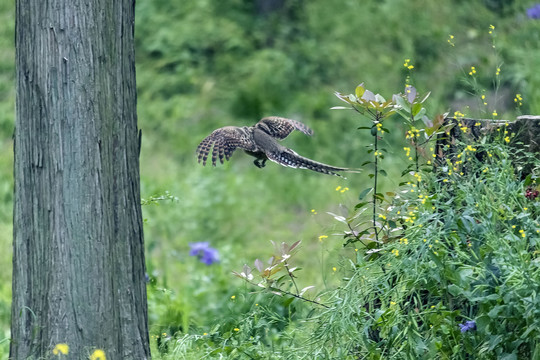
[189, 242, 219, 265]
[527, 4, 540, 19]
[459, 320, 476, 333]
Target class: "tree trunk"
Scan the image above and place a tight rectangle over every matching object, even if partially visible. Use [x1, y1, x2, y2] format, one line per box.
[11, 1, 150, 359]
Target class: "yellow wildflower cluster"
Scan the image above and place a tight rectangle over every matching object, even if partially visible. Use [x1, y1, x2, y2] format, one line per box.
[403, 147, 413, 160]
[391, 249, 399, 257]
[378, 214, 387, 220]
[53, 344, 69, 355]
[403, 147, 411, 157]
[399, 238, 408, 245]
[404, 211, 417, 224]
[336, 186, 349, 193]
[489, 24, 495, 34]
[413, 173, 422, 182]
[514, 94, 523, 106]
[90, 350, 106, 360]
[468, 66, 477, 76]
[52, 344, 106, 360]
[318, 235, 328, 242]
[406, 128, 421, 139]
[311, 209, 317, 215]
[519, 229, 526, 238]
[492, 110, 498, 117]
[403, 59, 414, 70]
[374, 150, 382, 157]
[481, 94, 487, 106]
[447, 34, 455, 46]
[465, 145, 477, 152]
[496, 67, 501, 76]
[376, 122, 384, 133]
[454, 111, 465, 118]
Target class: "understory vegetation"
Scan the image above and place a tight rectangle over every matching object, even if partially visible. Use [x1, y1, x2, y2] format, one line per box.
[1, 0, 540, 359]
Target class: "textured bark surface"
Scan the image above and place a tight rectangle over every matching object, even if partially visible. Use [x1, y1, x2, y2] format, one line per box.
[11, 1, 150, 359]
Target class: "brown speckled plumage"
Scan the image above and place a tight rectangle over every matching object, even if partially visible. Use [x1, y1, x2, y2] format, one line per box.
[196, 117, 359, 177]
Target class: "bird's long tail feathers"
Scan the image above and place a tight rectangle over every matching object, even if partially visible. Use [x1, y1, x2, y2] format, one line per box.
[268, 150, 361, 178]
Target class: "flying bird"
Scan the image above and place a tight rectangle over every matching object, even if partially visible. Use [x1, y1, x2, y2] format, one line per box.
[196, 116, 359, 177]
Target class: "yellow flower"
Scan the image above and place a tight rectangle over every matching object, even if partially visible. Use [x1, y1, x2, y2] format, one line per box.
[332, 267, 337, 272]
[203, 332, 208, 335]
[340, 187, 349, 193]
[496, 67, 501, 76]
[90, 349, 106, 360]
[514, 94, 523, 106]
[231, 295, 236, 299]
[311, 209, 317, 214]
[335, 186, 341, 191]
[492, 110, 498, 117]
[504, 136, 510, 143]
[447, 34, 455, 46]
[318, 235, 328, 241]
[234, 328, 240, 332]
[468, 66, 476, 76]
[52, 343, 69, 355]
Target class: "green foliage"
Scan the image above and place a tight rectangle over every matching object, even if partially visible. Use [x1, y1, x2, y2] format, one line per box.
[1, 1, 540, 360]
[311, 138, 540, 359]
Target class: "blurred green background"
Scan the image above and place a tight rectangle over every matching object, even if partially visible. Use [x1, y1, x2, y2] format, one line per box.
[0, 0, 539, 355]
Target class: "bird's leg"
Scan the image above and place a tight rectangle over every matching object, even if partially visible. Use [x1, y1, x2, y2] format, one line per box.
[254, 158, 266, 168]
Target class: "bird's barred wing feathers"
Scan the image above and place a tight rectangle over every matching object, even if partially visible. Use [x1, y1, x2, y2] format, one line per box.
[256, 117, 314, 139]
[197, 126, 257, 166]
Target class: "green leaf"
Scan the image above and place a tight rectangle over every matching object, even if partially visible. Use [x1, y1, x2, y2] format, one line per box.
[447, 284, 462, 296]
[420, 91, 431, 103]
[357, 126, 372, 130]
[379, 169, 387, 177]
[393, 94, 411, 113]
[370, 126, 377, 136]
[354, 201, 369, 210]
[412, 103, 423, 117]
[358, 188, 373, 200]
[355, 83, 366, 99]
[413, 107, 426, 121]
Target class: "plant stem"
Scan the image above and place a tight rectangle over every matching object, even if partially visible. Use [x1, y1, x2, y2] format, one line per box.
[373, 115, 380, 243]
[283, 261, 300, 295]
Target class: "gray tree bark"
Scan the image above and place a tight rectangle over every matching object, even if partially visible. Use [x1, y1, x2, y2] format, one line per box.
[11, 1, 150, 359]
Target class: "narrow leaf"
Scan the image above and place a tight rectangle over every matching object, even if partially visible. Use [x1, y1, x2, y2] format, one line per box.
[358, 187, 373, 200]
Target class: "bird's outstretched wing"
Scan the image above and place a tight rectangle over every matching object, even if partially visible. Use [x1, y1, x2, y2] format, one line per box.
[197, 126, 257, 166]
[256, 117, 314, 139]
